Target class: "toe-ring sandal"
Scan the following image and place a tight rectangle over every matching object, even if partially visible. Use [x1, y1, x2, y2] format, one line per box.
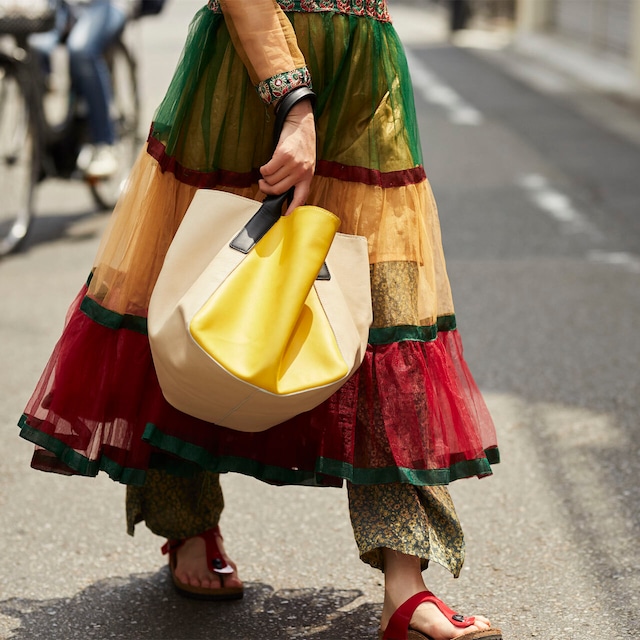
[379, 590, 502, 640]
[161, 525, 244, 601]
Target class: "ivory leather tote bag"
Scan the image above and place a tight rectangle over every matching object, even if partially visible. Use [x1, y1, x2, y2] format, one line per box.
[148, 190, 371, 431]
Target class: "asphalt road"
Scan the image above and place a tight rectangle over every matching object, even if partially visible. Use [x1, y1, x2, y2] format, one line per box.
[1, 2, 639, 639]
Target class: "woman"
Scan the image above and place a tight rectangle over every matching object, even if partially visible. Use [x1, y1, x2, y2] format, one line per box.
[19, 1, 502, 637]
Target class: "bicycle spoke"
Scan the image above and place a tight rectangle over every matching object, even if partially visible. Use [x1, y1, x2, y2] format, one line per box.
[0, 63, 37, 257]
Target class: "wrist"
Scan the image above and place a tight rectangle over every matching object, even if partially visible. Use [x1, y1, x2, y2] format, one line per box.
[272, 86, 316, 147]
[285, 99, 314, 123]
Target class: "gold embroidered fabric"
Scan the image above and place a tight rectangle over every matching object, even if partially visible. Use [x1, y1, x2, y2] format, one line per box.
[127, 469, 465, 577]
[348, 482, 465, 576]
[126, 469, 224, 538]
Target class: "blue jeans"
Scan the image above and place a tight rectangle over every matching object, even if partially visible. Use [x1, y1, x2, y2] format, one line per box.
[30, 0, 127, 145]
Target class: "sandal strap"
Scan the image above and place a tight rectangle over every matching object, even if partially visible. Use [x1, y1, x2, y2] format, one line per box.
[383, 590, 475, 640]
[160, 526, 233, 575]
[161, 539, 183, 556]
[197, 525, 234, 575]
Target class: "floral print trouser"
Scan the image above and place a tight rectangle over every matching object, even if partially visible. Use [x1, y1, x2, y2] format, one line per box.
[126, 471, 465, 577]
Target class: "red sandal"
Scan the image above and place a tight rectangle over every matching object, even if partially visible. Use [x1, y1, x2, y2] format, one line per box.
[161, 525, 243, 601]
[379, 591, 502, 640]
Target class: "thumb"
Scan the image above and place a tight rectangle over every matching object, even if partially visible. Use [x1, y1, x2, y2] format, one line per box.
[284, 183, 309, 216]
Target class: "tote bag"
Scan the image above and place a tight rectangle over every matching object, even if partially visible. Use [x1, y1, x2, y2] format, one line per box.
[148, 189, 372, 431]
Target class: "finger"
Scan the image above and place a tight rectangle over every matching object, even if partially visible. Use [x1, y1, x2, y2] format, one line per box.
[259, 156, 281, 179]
[284, 183, 310, 216]
[260, 144, 295, 178]
[259, 164, 290, 188]
[258, 176, 293, 196]
[259, 165, 309, 194]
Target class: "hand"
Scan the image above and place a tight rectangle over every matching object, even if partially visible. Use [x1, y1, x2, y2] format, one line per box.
[259, 98, 316, 215]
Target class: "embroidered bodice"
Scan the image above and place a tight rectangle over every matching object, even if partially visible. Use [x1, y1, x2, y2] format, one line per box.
[208, 0, 391, 23]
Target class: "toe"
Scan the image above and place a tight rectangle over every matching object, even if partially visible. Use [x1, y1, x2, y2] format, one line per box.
[200, 575, 222, 589]
[471, 615, 492, 630]
[222, 573, 243, 589]
[451, 615, 493, 638]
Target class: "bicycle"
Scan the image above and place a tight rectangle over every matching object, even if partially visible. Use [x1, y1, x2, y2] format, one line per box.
[0, 3, 140, 257]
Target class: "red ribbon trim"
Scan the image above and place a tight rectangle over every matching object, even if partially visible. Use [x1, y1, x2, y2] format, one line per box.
[147, 135, 426, 189]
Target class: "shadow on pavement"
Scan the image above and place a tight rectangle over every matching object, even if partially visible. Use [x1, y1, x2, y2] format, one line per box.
[0, 569, 381, 639]
[10, 209, 104, 259]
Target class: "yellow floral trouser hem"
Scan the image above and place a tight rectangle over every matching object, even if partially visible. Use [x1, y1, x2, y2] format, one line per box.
[126, 470, 224, 539]
[126, 471, 464, 577]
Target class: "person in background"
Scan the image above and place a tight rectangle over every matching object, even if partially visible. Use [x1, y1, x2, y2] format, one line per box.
[448, 0, 471, 33]
[30, 0, 138, 179]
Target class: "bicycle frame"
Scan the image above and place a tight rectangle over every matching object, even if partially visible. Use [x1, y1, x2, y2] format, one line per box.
[0, 13, 140, 256]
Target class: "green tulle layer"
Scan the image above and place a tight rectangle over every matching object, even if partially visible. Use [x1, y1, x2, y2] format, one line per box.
[151, 6, 422, 180]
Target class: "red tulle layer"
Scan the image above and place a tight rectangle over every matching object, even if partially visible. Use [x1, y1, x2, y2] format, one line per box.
[20, 287, 498, 486]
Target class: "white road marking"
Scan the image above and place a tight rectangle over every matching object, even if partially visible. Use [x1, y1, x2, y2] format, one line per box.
[518, 174, 640, 272]
[405, 50, 484, 126]
[587, 251, 640, 273]
[518, 173, 601, 239]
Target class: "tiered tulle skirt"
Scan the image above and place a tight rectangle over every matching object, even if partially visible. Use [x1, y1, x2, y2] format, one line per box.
[19, 6, 499, 486]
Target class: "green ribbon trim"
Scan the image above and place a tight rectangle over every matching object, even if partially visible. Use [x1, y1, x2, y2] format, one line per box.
[369, 315, 457, 345]
[18, 414, 499, 487]
[79, 292, 456, 345]
[143, 423, 499, 487]
[80, 296, 148, 335]
[317, 451, 499, 485]
[18, 416, 146, 485]
[142, 424, 325, 485]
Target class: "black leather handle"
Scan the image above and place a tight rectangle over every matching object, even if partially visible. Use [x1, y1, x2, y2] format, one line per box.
[229, 86, 317, 254]
[229, 191, 290, 254]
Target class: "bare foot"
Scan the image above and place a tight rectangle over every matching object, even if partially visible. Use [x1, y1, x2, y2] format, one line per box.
[380, 550, 497, 639]
[407, 601, 492, 639]
[173, 531, 243, 591]
[381, 593, 493, 640]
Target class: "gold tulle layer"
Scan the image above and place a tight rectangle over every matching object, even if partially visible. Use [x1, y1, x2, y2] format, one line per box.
[89, 149, 454, 329]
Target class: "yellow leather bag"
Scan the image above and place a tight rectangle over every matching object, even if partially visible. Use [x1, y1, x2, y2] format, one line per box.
[148, 189, 372, 431]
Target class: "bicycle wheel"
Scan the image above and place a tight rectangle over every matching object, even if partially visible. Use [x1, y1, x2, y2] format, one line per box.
[89, 38, 140, 210]
[0, 57, 38, 257]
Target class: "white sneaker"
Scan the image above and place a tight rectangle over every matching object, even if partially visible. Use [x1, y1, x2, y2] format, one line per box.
[84, 144, 119, 179]
[76, 144, 95, 173]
